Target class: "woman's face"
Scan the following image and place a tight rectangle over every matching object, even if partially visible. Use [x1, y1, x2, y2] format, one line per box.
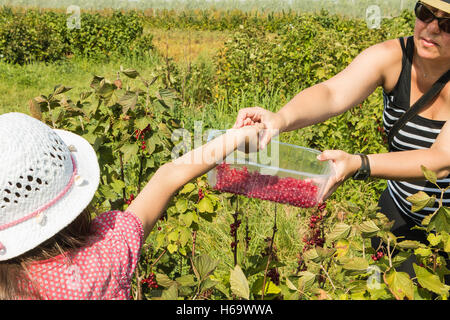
[413, 3, 450, 62]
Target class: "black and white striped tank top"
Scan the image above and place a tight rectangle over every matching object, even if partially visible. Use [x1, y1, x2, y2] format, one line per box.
[382, 36, 450, 225]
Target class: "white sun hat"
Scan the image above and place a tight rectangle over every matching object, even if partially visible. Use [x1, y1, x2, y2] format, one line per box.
[0, 112, 100, 261]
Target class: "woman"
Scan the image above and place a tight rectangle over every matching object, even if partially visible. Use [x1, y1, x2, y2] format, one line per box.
[233, 1, 450, 276]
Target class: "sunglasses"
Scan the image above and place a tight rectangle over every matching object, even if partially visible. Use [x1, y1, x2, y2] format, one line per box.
[415, 2, 450, 33]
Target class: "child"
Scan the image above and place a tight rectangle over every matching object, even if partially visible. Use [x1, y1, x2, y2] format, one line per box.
[0, 112, 262, 299]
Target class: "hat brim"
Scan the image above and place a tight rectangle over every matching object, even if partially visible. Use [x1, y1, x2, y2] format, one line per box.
[420, 0, 450, 14]
[0, 129, 100, 261]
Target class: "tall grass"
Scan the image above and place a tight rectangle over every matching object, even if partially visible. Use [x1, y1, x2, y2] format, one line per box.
[0, 53, 162, 115]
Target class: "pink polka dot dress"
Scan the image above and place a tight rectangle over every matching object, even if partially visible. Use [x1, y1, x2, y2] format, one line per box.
[25, 210, 144, 300]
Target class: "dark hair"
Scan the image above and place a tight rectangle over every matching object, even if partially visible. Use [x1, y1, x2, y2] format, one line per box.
[0, 207, 95, 300]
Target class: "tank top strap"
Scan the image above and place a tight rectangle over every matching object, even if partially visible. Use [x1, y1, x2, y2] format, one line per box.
[390, 36, 414, 107]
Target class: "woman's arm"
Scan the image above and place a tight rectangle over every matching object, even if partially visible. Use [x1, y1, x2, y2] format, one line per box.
[127, 126, 262, 239]
[368, 122, 450, 180]
[234, 39, 401, 147]
[318, 121, 450, 201]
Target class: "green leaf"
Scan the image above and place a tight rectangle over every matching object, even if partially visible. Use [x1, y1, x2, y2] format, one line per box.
[135, 117, 151, 131]
[413, 264, 450, 296]
[342, 257, 369, 271]
[180, 183, 195, 194]
[406, 191, 436, 212]
[161, 284, 178, 300]
[156, 273, 177, 288]
[98, 184, 118, 199]
[297, 271, 316, 291]
[191, 254, 218, 282]
[327, 222, 351, 241]
[427, 233, 442, 246]
[53, 84, 72, 95]
[315, 246, 336, 260]
[118, 91, 138, 114]
[110, 178, 125, 195]
[303, 248, 321, 263]
[442, 231, 450, 253]
[421, 165, 437, 185]
[252, 277, 281, 296]
[384, 269, 414, 300]
[90, 75, 104, 90]
[180, 211, 194, 227]
[427, 206, 450, 233]
[397, 240, 423, 250]
[175, 274, 196, 287]
[97, 79, 115, 96]
[122, 68, 140, 79]
[179, 227, 191, 247]
[167, 243, 178, 254]
[120, 143, 139, 163]
[358, 220, 380, 238]
[334, 239, 350, 258]
[168, 230, 179, 242]
[197, 197, 214, 213]
[80, 91, 93, 100]
[414, 247, 432, 257]
[175, 198, 188, 214]
[230, 264, 250, 300]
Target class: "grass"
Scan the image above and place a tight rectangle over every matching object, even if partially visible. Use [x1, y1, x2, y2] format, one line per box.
[0, 53, 164, 115]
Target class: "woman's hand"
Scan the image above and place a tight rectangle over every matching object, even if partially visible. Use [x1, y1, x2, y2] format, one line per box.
[317, 150, 362, 202]
[232, 107, 285, 149]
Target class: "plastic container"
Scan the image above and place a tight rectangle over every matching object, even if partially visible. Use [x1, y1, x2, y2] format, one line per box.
[207, 130, 333, 208]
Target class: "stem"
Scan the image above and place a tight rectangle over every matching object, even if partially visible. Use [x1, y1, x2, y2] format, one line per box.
[245, 214, 249, 255]
[150, 248, 167, 269]
[362, 240, 366, 259]
[137, 154, 144, 194]
[387, 237, 393, 268]
[320, 264, 336, 291]
[262, 204, 277, 300]
[233, 199, 239, 267]
[119, 153, 126, 208]
[192, 230, 197, 259]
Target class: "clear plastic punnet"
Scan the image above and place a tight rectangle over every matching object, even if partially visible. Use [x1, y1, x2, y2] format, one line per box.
[207, 130, 334, 208]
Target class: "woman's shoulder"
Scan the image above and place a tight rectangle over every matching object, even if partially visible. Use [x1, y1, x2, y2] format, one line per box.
[365, 38, 405, 91]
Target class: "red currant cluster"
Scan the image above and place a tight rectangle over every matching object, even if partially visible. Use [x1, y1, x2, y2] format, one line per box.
[214, 163, 319, 208]
[126, 193, 135, 205]
[230, 219, 241, 238]
[198, 188, 204, 201]
[134, 125, 151, 151]
[261, 238, 280, 285]
[230, 210, 241, 250]
[308, 213, 326, 246]
[297, 203, 327, 273]
[267, 268, 280, 285]
[141, 273, 158, 289]
[371, 251, 384, 261]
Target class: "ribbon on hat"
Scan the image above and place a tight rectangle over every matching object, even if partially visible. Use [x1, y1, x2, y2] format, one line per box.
[0, 155, 78, 255]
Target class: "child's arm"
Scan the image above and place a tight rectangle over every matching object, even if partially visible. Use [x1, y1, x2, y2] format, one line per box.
[127, 125, 262, 239]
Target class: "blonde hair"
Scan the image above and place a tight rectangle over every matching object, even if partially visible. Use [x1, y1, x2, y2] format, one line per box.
[0, 207, 95, 300]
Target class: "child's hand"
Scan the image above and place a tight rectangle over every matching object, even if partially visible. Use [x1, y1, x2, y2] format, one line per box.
[232, 123, 264, 154]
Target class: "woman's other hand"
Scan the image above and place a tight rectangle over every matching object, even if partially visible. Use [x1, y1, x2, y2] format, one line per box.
[317, 150, 362, 202]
